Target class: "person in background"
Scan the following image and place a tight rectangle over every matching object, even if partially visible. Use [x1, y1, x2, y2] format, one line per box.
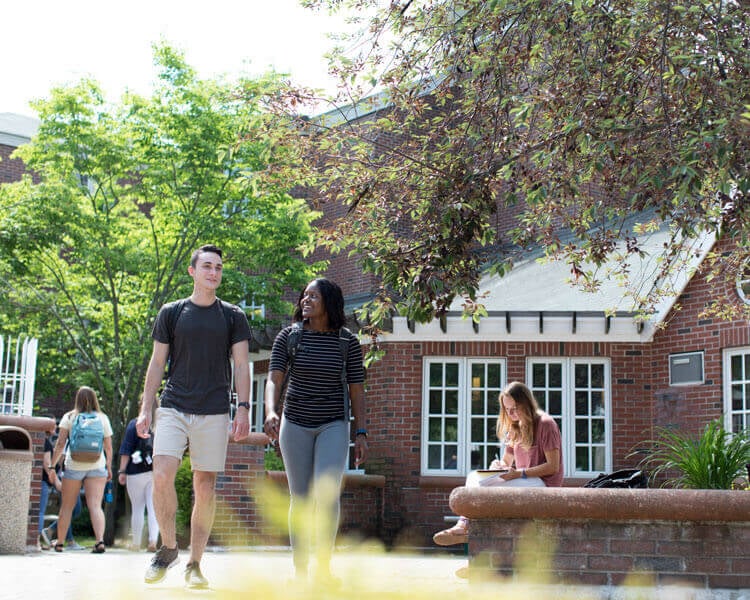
[137, 244, 252, 589]
[264, 277, 368, 582]
[119, 416, 159, 552]
[39, 427, 83, 550]
[51, 386, 113, 553]
[432, 381, 563, 546]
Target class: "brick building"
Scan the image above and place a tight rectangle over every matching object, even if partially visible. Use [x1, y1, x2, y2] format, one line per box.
[3, 109, 749, 550]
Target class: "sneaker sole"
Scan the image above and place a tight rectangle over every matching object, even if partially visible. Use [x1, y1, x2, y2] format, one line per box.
[145, 558, 179, 584]
[186, 580, 209, 590]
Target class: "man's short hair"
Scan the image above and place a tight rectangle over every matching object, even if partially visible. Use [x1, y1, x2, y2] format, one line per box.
[191, 244, 223, 268]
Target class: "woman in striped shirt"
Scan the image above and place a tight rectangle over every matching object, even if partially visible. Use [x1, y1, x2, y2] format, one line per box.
[264, 278, 367, 582]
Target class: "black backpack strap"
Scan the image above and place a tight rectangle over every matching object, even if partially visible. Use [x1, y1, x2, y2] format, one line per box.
[166, 299, 188, 378]
[339, 327, 350, 421]
[278, 322, 304, 411]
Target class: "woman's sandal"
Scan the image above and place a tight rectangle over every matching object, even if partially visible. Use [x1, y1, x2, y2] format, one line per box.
[91, 541, 106, 554]
[54, 543, 64, 553]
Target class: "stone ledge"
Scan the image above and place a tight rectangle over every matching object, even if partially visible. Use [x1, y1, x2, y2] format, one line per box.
[266, 470, 385, 488]
[449, 486, 750, 522]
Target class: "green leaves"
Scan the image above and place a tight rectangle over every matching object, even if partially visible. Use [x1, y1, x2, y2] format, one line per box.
[634, 421, 750, 489]
[295, 0, 749, 336]
[0, 43, 317, 426]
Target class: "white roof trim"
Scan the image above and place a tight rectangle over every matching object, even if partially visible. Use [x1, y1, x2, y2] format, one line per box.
[380, 229, 716, 345]
[386, 312, 645, 343]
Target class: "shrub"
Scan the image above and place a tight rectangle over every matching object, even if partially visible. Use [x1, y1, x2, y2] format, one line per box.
[264, 446, 285, 471]
[175, 455, 193, 537]
[634, 420, 750, 489]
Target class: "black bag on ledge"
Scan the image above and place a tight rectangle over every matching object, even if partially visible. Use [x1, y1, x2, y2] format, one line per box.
[583, 469, 648, 488]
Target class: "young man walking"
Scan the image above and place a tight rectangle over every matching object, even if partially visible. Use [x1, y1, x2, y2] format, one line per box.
[137, 244, 252, 589]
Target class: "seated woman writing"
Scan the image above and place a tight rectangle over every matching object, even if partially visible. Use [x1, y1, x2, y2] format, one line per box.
[433, 381, 563, 546]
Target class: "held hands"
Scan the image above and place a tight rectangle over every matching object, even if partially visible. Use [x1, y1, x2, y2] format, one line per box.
[263, 412, 280, 442]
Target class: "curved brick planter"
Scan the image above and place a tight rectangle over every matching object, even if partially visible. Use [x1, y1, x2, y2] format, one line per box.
[450, 486, 750, 589]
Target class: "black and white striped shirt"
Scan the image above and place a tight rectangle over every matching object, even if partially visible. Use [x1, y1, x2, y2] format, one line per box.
[269, 326, 365, 427]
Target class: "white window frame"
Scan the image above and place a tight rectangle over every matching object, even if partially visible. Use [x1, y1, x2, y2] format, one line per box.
[421, 357, 507, 476]
[250, 373, 268, 433]
[527, 357, 611, 478]
[669, 351, 704, 386]
[723, 346, 750, 433]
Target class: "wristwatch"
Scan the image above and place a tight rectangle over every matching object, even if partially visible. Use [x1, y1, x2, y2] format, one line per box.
[236, 402, 250, 410]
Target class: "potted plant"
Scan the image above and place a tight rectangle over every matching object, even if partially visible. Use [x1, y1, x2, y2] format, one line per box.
[633, 420, 750, 489]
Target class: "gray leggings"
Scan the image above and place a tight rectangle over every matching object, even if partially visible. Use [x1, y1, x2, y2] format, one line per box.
[279, 416, 349, 571]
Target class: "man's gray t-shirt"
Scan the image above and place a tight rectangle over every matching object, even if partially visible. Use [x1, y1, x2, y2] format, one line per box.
[152, 299, 251, 415]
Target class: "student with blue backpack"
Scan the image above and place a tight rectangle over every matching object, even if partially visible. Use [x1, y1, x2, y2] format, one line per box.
[50, 385, 113, 553]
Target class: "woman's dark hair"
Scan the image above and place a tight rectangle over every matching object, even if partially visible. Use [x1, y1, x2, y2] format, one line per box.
[293, 278, 346, 330]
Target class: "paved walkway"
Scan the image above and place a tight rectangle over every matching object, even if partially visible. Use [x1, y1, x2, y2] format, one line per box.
[3, 545, 748, 599]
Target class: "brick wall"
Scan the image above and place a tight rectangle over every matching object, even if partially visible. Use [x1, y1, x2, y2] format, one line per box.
[0, 144, 29, 184]
[470, 518, 750, 589]
[456, 486, 750, 590]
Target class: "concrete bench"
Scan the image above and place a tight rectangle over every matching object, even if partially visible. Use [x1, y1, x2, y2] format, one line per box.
[449, 486, 750, 590]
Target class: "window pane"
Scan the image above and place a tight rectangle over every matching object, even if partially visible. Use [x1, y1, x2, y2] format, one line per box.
[487, 364, 501, 388]
[732, 385, 744, 411]
[591, 391, 604, 416]
[548, 390, 562, 415]
[575, 419, 588, 443]
[471, 390, 483, 414]
[731, 355, 742, 380]
[445, 418, 458, 442]
[429, 363, 443, 387]
[591, 364, 604, 388]
[575, 391, 588, 414]
[592, 446, 606, 472]
[444, 446, 458, 469]
[428, 418, 443, 440]
[532, 363, 546, 387]
[576, 446, 589, 471]
[472, 363, 484, 386]
[428, 445, 441, 469]
[471, 418, 484, 442]
[549, 363, 563, 387]
[486, 420, 497, 442]
[429, 390, 442, 414]
[591, 419, 605, 443]
[445, 363, 459, 386]
[575, 364, 588, 387]
[446, 390, 459, 414]
[470, 447, 483, 470]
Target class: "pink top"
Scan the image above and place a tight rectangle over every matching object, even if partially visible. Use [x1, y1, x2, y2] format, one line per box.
[507, 413, 563, 487]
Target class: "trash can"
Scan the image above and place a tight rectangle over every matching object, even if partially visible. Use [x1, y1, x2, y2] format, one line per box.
[0, 426, 33, 554]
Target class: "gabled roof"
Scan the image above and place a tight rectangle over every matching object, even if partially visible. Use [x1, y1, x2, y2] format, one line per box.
[0, 113, 39, 148]
[386, 224, 715, 344]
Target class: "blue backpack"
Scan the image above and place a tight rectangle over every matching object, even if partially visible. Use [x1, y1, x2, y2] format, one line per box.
[69, 412, 104, 461]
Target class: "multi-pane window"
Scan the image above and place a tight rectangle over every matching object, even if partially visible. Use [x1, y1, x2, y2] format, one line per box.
[528, 358, 610, 477]
[724, 348, 750, 433]
[422, 358, 506, 475]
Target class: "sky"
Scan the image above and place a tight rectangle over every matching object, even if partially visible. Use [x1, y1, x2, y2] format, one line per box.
[2, 0, 354, 118]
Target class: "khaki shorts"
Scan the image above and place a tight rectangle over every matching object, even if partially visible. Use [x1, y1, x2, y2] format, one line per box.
[153, 407, 230, 472]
